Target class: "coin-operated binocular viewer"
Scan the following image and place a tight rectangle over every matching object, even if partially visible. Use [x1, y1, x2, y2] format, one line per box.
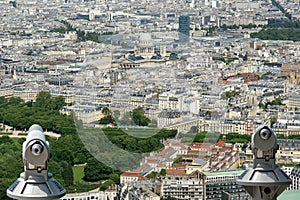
[237, 125, 291, 200]
[7, 124, 66, 200]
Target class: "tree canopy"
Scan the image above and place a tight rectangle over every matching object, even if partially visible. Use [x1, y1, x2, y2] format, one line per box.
[103, 128, 177, 153]
[132, 107, 151, 126]
[35, 91, 66, 110]
[99, 107, 116, 125]
[251, 29, 300, 42]
[83, 158, 114, 182]
[0, 93, 73, 134]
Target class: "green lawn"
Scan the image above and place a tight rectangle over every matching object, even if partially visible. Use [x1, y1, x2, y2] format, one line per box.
[80, 127, 162, 138]
[69, 165, 100, 193]
[119, 128, 160, 138]
[81, 127, 175, 135]
[72, 165, 85, 183]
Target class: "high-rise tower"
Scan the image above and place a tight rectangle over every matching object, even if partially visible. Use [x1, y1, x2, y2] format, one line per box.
[179, 15, 190, 43]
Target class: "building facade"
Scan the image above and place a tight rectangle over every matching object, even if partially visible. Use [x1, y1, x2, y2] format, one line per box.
[60, 192, 107, 200]
[203, 170, 251, 200]
[159, 170, 250, 200]
[290, 168, 300, 190]
[160, 170, 204, 200]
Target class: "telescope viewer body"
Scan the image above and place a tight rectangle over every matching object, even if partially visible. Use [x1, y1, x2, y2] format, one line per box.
[237, 125, 292, 200]
[7, 124, 66, 200]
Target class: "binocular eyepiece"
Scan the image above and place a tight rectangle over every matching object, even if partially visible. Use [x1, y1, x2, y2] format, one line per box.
[31, 143, 44, 156]
[259, 128, 271, 140]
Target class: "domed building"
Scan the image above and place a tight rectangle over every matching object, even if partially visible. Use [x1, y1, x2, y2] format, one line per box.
[134, 33, 155, 59]
[116, 33, 168, 70]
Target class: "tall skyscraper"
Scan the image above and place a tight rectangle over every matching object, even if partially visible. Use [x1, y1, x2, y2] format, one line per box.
[179, 15, 190, 43]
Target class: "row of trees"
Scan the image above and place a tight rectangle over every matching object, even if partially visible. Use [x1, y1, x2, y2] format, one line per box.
[212, 57, 239, 65]
[0, 94, 75, 134]
[185, 129, 300, 145]
[251, 28, 300, 42]
[268, 20, 300, 28]
[181, 130, 251, 144]
[100, 107, 152, 127]
[223, 133, 251, 144]
[50, 20, 76, 34]
[219, 20, 300, 31]
[276, 134, 300, 140]
[220, 23, 260, 31]
[103, 128, 177, 153]
[83, 157, 125, 192]
[51, 20, 112, 43]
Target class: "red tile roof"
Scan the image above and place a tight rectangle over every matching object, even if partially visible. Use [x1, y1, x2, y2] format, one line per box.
[190, 145, 210, 149]
[216, 140, 225, 147]
[157, 147, 174, 156]
[146, 158, 158, 163]
[166, 169, 186, 175]
[121, 172, 139, 177]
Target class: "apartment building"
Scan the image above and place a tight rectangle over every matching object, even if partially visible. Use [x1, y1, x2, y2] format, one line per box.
[221, 118, 254, 135]
[121, 172, 144, 185]
[128, 187, 160, 200]
[287, 93, 300, 110]
[290, 168, 300, 190]
[160, 170, 204, 200]
[280, 63, 300, 85]
[159, 92, 181, 111]
[203, 170, 250, 200]
[199, 118, 255, 135]
[120, 164, 152, 184]
[13, 87, 41, 102]
[60, 192, 107, 200]
[272, 120, 300, 136]
[282, 166, 294, 190]
[51, 90, 75, 104]
[157, 110, 182, 128]
[277, 139, 300, 163]
[117, 181, 158, 200]
[0, 85, 13, 98]
[60, 104, 103, 124]
[166, 118, 200, 133]
[159, 169, 250, 200]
